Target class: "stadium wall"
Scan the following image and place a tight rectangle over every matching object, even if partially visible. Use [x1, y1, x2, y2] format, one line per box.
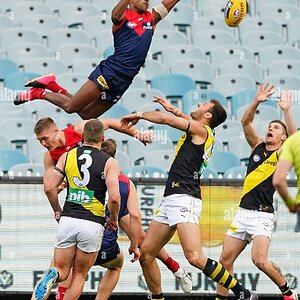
[0, 178, 299, 298]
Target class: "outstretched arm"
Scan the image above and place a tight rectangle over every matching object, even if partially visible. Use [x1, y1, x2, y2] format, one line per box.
[111, 0, 130, 25]
[241, 83, 274, 150]
[152, 0, 180, 25]
[153, 96, 190, 120]
[277, 90, 298, 135]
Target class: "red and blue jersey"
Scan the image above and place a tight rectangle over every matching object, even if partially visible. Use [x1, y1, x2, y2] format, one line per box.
[101, 174, 131, 248]
[106, 9, 154, 78]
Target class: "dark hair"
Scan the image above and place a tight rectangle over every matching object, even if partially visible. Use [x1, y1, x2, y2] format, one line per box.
[101, 139, 117, 157]
[269, 119, 288, 137]
[209, 99, 227, 128]
[83, 119, 104, 144]
[34, 117, 57, 135]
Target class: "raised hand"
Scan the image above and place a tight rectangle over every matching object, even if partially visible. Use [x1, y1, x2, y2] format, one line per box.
[277, 90, 292, 112]
[255, 82, 275, 103]
[121, 113, 140, 128]
[153, 96, 174, 112]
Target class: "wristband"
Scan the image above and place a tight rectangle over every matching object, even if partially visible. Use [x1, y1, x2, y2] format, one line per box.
[136, 112, 143, 118]
[173, 108, 180, 116]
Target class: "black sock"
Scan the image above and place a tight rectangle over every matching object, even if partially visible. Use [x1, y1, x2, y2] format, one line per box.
[216, 294, 228, 299]
[203, 258, 251, 299]
[152, 293, 164, 300]
[280, 282, 293, 296]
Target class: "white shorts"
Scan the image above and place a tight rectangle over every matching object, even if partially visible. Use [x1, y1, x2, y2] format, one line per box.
[55, 216, 104, 253]
[227, 208, 274, 242]
[153, 194, 202, 227]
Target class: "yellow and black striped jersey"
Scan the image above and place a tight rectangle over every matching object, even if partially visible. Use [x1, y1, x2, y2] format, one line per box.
[164, 125, 215, 199]
[240, 142, 278, 213]
[62, 145, 111, 224]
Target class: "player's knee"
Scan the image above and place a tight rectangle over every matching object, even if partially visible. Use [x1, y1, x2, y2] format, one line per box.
[63, 102, 77, 114]
[185, 250, 206, 269]
[252, 256, 267, 270]
[219, 255, 233, 269]
[139, 247, 155, 267]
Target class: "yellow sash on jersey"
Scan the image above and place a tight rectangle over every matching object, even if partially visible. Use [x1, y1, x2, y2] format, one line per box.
[242, 151, 278, 198]
[65, 148, 105, 217]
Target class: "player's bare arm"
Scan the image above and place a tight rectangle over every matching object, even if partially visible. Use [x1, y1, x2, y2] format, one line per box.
[111, 0, 131, 26]
[277, 90, 298, 135]
[126, 180, 142, 262]
[152, 0, 180, 25]
[241, 83, 274, 150]
[43, 153, 66, 222]
[105, 158, 121, 230]
[153, 96, 191, 120]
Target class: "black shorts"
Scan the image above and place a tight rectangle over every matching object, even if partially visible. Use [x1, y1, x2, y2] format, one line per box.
[94, 242, 120, 265]
[88, 60, 133, 103]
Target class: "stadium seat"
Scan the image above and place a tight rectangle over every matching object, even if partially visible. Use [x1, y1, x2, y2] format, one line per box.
[121, 88, 166, 113]
[239, 17, 282, 36]
[192, 16, 235, 34]
[56, 72, 87, 94]
[83, 15, 112, 36]
[0, 58, 18, 81]
[288, 18, 300, 45]
[115, 150, 130, 172]
[149, 124, 183, 144]
[4, 71, 41, 90]
[212, 75, 256, 98]
[264, 75, 300, 91]
[72, 58, 99, 74]
[224, 166, 247, 179]
[228, 136, 250, 161]
[290, 105, 300, 128]
[103, 46, 114, 59]
[241, 31, 285, 53]
[267, 60, 300, 78]
[33, 103, 70, 121]
[149, 29, 189, 56]
[144, 150, 174, 171]
[104, 129, 130, 143]
[129, 76, 147, 90]
[0, 15, 13, 31]
[0, 134, 10, 149]
[55, 116, 82, 130]
[11, 2, 53, 22]
[209, 150, 240, 174]
[200, 3, 226, 16]
[6, 43, 51, 66]
[0, 3, 6, 13]
[215, 120, 243, 144]
[56, 43, 100, 67]
[57, 3, 101, 26]
[210, 45, 254, 68]
[95, 30, 114, 54]
[255, 0, 298, 14]
[101, 105, 130, 119]
[0, 105, 31, 120]
[0, 28, 43, 51]
[44, 0, 94, 11]
[0, 149, 28, 172]
[259, 4, 300, 25]
[9, 163, 44, 176]
[154, 18, 174, 30]
[89, 0, 118, 14]
[0, 118, 36, 143]
[139, 102, 164, 113]
[127, 165, 168, 178]
[26, 135, 43, 162]
[219, 60, 263, 84]
[48, 28, 92, 52]
[182, 89, 227, 113]
[140, 59, 166, 82]
[193, 30, 236, 52]
[167, 3, 197, 28]
[21, 15, 63, 36]
[236, 104, 280, 124]
[161, 45, 205, 67]
[201, 166, 218, 179]
[24, 58, 68, 75]
[259, 45, 300, 69]
[170, 59, 214, 87]
[151, 74, 196, 98]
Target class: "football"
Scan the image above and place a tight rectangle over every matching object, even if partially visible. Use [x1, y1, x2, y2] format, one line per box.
[224, 0, 247, 27]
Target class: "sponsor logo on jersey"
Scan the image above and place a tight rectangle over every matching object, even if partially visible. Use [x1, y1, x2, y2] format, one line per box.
[142, 21, 153, 30]
[67, 188, 94, 204]
[127, 21, 137, 28]
[253, 154, 260, 162]
[97, 75, 109, 90]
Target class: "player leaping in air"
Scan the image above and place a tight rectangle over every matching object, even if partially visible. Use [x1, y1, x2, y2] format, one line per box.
[14, 0, 244, 119]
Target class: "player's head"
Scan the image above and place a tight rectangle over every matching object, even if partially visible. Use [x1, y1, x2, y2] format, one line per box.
[101, 139, 117, 157]
[83, 119, 104, 146]
[129, 0, 149, 14]
[190, 99, 227, 128]
[34, 117, 60, 151]
[265, 120, 288, 146]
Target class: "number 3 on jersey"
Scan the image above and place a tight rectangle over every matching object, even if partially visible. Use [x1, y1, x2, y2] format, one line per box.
[73, 153, 92, 187]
